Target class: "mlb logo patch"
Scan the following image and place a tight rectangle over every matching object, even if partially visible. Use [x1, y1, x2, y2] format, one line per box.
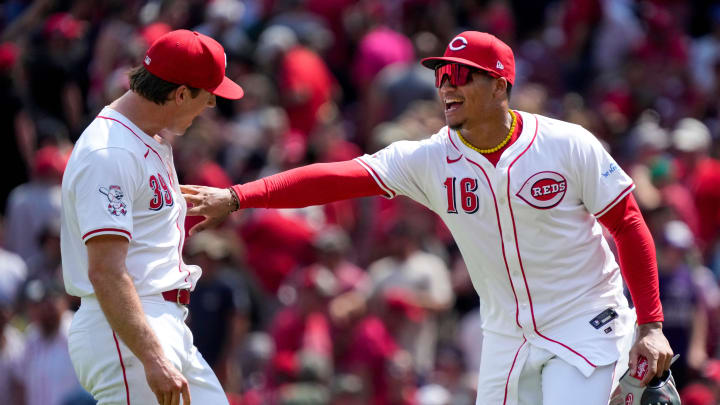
[589, 308, 618, 329]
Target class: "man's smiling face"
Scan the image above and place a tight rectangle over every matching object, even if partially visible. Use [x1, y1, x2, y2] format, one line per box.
[437, 66, 500, 131]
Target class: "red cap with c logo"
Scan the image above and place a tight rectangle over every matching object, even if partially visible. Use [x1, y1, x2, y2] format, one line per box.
[421, 31, 515, 85]
[143, 29, 244, 99]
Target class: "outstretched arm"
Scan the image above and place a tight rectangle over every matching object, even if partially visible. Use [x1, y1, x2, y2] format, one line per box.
[598, 193, 673, 385]
[182, 159, 385, 234]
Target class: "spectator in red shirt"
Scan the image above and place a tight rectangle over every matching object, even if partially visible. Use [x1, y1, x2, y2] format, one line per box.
[269, 266, 334, 387]
[279, 45, 337, 138]
[240, 209, 317, 295]
[339, 290, 419, 405]
[672, 118, 720, 258]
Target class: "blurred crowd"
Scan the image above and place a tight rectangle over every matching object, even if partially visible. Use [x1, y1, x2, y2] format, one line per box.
[0, 0, 719, 404]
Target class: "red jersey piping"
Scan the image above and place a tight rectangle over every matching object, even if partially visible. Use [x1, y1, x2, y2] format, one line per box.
[506, 114, 596, 368]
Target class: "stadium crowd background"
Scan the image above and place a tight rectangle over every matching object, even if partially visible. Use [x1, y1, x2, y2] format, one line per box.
[0, 0, 719, 404]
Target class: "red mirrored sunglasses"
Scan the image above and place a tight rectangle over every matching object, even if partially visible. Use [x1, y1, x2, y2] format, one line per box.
[434, 63, 474, 88]
[434, 64, 498, 88]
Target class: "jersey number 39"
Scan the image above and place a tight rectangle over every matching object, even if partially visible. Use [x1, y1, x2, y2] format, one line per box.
[149, 173, 174, 210]
[444, 177, 479, 214]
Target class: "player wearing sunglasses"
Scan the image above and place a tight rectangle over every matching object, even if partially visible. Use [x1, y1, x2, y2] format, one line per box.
[183, 31, 673, 404]
[431, 58, 513, 156]
[434, 62, 504, 89]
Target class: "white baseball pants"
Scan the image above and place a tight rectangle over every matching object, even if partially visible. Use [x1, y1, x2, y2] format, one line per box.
[476, 332, 632, 405]
[68, 295, 229, 405]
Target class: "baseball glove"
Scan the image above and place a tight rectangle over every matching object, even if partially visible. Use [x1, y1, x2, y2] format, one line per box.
[609, 355, 681, 405]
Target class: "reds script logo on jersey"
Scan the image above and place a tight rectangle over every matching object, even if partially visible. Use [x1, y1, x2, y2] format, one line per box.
[99, 185, 127, 216]
[516, 171, 568, 209]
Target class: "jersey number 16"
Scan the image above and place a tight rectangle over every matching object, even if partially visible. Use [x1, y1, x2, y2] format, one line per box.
[444, 177, 479, 214]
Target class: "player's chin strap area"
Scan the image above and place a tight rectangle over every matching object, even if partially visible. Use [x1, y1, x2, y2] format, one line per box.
[609, 355, 681, 405]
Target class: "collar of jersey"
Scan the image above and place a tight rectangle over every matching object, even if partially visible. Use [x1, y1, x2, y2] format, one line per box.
[450, 110, 534, 167]
[101, 107, 166, 150]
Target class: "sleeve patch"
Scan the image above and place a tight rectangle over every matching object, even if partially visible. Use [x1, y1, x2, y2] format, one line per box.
[600, 163, 619, 178]
[98, 185, 128, 216]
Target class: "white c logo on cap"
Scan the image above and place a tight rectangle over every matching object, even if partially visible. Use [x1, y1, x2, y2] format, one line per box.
[449, 36, 468, 51]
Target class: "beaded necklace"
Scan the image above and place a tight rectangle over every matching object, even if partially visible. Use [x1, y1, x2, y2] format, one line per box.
[457, 110, 516, 154]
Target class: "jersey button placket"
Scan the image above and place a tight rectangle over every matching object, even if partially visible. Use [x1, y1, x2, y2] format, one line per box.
[497, 171, 508, 205]
[518, 303, 532, 333]
[504, 233, 513, 244]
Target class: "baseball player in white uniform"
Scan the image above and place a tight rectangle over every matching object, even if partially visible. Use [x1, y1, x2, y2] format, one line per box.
[182, 32, 673, 404]
[61, 30, 244, 405]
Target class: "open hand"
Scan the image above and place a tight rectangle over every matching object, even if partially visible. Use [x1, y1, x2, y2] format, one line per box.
[181, 185, 234, 235]
[144, 357, 191, 405]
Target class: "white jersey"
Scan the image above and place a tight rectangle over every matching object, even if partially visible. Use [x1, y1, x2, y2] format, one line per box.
[356, 111, 636, 377]
[61, 107, 200, 297]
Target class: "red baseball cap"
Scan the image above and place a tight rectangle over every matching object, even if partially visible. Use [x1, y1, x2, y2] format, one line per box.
[421, 31, 515, 85]
[143, 30, 244, 99]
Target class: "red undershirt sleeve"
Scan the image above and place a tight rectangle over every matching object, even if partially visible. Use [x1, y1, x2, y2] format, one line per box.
[597, 193, 664, 324]
[231, 160, 664, 323]
[230, 160, 386, 209]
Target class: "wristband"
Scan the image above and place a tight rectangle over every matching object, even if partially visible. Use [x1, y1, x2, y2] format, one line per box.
[227, 187, 240, 212]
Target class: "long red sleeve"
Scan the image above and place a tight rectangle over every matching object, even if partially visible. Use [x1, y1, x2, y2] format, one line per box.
[231, 160, 386, 209]
[597, 193, 664, 324]
[232, 161, 663, 323]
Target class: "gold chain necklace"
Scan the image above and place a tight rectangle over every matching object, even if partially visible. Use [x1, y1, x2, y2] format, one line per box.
[457, 110, 516, 154]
